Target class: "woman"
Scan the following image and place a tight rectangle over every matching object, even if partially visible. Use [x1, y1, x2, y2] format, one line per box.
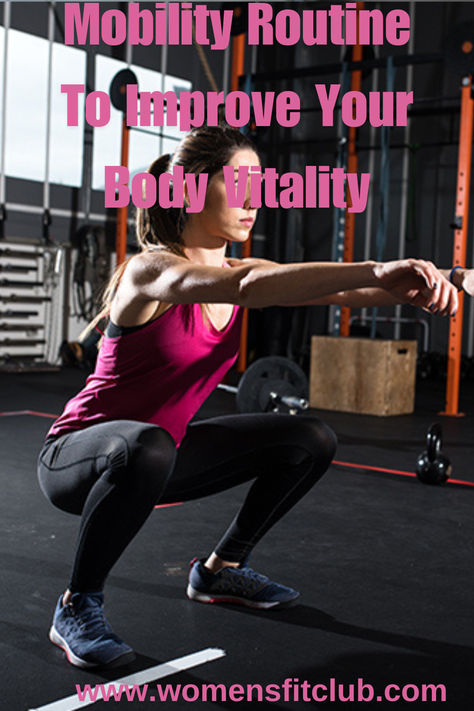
[37, 125, 462, 670]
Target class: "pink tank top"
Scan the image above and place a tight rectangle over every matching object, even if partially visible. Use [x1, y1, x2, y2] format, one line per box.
[47, 301, 243, 446]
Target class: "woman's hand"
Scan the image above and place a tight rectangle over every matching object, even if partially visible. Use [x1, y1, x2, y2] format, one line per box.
[374, 259, 458, 316]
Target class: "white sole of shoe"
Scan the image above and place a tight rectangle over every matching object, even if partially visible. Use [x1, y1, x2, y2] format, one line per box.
[186, 584, 300, 610]
[49, 625, 135, 669]
[49, 625, 98, 668]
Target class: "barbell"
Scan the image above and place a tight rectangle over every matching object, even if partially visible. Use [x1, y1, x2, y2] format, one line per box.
[217, 356, 309, 414]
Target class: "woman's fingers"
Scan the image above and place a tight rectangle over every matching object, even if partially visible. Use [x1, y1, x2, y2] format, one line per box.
[410, 292, 432, 310]
[422, 279, 458, 315]
[378, 258, 459, 315]
[409, 260, 458, 316]
[434, 278, 452, 315]
[423, 261, 457, 314]
[412, 288, 458, 315]
[411, 259, 438, 290]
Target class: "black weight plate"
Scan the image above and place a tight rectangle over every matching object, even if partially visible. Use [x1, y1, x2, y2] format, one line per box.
[110, 69, 138, 112]
[236, 356, 308, 414]
[445, 22, 474, 76]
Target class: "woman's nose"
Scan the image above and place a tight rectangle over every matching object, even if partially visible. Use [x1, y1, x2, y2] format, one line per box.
[243, 179, 252, 210]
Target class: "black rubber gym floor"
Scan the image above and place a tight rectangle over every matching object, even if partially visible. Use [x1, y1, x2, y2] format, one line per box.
[1, 369, 473, 710]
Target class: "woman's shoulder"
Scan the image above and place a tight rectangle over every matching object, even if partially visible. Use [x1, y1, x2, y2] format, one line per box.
[134, 245, 185, 263]
[126, 247, 186, 280]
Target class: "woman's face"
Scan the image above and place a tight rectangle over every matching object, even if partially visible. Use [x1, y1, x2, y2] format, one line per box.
[184, 148, 260, 244]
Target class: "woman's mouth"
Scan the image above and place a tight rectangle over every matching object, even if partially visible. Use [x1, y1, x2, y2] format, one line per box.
[239, 219, 254, 228]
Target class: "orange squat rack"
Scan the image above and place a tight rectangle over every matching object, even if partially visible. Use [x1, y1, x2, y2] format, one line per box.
[231, 32, 251, 373]
[442, 76, 474, 416]
[340, 1, 364, 337]
[115, 117, 130, 267]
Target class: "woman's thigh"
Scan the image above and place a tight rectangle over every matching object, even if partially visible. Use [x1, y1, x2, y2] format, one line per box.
[161, 412, 337, 503]
[37, 420, 173, 515]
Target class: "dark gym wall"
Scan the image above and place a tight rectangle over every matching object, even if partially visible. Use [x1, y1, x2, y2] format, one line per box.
[252, 2, 474, 358]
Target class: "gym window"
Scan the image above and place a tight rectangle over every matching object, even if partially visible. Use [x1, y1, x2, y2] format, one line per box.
[4, 28, 86, 187]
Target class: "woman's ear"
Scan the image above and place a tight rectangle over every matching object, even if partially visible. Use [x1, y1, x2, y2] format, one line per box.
[183, 183, 190, 209]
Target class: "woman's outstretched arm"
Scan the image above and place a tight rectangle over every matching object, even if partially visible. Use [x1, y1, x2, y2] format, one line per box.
[226, 257, 461, 315]
[120, 251, 457, 315]
[291, 266, 473, 313]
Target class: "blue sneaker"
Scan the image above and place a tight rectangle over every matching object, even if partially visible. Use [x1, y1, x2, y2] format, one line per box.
[186, 558, 300, 609]
[49, 592, 135, 668]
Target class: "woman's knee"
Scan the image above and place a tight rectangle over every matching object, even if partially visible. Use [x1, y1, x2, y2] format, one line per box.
[293, 416, 338, 467]
[37, 457, 89, 516]
[121, 426, 177, 494]
[36, 425, 178, 513]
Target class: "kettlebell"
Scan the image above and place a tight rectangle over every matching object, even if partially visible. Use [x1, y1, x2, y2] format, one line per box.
[416, 423, 452, 485]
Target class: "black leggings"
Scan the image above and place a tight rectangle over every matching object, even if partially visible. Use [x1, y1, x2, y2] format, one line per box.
[37, 414, 337, 593]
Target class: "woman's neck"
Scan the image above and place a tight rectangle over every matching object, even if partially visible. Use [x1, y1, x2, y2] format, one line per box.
[182, 234, 228, 267]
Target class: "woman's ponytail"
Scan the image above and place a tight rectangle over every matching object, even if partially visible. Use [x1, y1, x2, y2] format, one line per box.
[136, 153, 187, 257]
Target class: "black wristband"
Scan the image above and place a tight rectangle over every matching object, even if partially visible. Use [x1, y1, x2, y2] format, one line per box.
[449, 265, 463, 290]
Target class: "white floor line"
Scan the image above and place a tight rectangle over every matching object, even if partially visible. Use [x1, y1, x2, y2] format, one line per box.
[28, 647, 226, 711]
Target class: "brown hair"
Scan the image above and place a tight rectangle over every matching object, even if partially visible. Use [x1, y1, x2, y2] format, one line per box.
[81, 125, 258, 339]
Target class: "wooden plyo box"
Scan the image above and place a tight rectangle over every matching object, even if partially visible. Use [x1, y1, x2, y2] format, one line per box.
[310, 336, 417, 416]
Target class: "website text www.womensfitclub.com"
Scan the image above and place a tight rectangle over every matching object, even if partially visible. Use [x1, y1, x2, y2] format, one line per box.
[75, 678, 447, 704]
